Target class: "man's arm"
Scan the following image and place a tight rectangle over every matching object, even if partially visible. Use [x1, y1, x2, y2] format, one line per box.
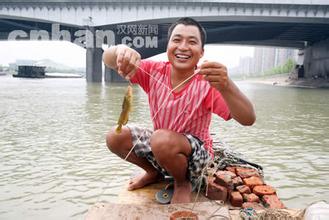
[199, 61, 256, 126]
[102, 44, 141, 80]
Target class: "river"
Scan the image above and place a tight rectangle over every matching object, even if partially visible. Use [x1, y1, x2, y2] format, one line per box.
[0, 75, 328, 219]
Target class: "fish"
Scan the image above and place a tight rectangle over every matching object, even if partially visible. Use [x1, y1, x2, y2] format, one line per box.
[115, 85, 133, 133]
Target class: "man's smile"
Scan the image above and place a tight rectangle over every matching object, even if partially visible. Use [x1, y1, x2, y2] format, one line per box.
[175, 53, 192, 61]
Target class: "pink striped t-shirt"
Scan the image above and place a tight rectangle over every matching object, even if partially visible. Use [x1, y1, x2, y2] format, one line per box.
[130, 60, 231, 156]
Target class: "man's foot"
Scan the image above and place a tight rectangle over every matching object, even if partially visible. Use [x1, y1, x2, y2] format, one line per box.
[171, 181, 192, 204]
[128, 171, 162, 191]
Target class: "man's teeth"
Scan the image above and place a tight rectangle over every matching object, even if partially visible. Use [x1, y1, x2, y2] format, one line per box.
[176, 54, 190, 59]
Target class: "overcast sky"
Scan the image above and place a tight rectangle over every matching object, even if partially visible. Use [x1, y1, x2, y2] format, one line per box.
[0, 41, 254, 68]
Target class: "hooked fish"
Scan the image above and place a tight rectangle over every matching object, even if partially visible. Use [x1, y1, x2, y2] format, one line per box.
[115, 85, 133, 133]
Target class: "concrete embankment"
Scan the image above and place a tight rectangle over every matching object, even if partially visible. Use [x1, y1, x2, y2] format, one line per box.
[245, 74, 329, 88]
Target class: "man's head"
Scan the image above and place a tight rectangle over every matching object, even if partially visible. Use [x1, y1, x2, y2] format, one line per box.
[167, 17, 207, 49]
[166, 17, 207, 72]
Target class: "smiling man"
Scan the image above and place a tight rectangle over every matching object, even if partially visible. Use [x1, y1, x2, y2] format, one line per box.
[103, 17, 255, 203]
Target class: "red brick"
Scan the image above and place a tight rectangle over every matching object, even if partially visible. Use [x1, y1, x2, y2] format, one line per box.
[242, 202, 264, 210]
[230, 191, 243, 207]
[243, 193, 260, 203]
[232, 176, 243, 188]
[243, 176, 264, 188]
[236, 167, 260, 178]
[206, 177, 228, 201]
[215, 170, 236, 178]
[214, 171, 235, 189]
[262, 195, 286, 209]
[236, 185, 251, 194]
[225, 166, 236, 174]
[253, 185, 276, 196]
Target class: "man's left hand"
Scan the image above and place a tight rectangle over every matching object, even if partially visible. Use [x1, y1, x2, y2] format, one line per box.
[199, 61, 229, 91]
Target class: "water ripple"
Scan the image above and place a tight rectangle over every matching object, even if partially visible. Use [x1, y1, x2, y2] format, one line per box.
[0, 78, 328, 218]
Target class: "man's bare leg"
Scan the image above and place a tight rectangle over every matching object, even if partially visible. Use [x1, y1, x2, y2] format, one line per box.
[150, 129, 193, 203]
[106, 126, 162, 190]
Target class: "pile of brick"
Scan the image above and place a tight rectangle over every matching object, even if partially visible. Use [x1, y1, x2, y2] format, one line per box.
[205, 166, 285, 209]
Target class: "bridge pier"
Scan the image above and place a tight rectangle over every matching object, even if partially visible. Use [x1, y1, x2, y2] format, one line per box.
[303, 39, 329, 79]
[86, 47, 103, 82]
[104, 66, 126, 82]
[85, 26, 103, 82]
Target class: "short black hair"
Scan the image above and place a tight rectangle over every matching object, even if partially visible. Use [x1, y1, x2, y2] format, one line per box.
[167, 17, 207, 49]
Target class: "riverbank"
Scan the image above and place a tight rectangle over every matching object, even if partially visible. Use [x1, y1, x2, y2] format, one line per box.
[245, 73, 329, 88]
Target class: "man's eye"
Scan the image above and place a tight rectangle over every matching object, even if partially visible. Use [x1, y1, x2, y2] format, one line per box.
[173, 38, 180, 42]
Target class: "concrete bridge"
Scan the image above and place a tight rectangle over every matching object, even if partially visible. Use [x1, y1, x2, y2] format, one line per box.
[1, 0, 329, 82]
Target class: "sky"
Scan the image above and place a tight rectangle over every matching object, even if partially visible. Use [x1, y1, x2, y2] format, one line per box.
[0, 41, 254, 69]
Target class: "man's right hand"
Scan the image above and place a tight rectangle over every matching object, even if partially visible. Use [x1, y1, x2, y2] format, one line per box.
[103, 44, 141, 80]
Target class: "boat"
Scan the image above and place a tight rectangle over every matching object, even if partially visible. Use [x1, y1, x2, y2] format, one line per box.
[13, 65, 46, 78]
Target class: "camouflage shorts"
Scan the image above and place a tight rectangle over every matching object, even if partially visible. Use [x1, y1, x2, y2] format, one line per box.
[127, 125, 211, 187]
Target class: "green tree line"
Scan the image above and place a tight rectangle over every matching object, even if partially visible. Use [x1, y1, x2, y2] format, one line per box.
[264, 59, 296, 75]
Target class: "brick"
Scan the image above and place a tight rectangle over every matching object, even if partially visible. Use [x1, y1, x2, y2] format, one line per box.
[225, 166, 236, 174]
[206, 177, 228, 201]
[214, 171, 235, 189]
[236, 185, 251, 194]
[232, 176, 243, 188]
[243, 176, 264, 188]
[243, 193, 260, 203]
[253, 185, 276, 196]
[242, 202, 264, 210]
[236, 167, 260, 178]
[215, 170, 236, 178]
[262, 195, 286, 209]
[230, 191, 243, 207]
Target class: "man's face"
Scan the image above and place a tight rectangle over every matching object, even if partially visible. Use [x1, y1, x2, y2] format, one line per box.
[167, 24, 204, 72]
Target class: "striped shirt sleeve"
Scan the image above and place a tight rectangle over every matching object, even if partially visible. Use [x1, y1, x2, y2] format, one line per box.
[129, 60, 154, 93]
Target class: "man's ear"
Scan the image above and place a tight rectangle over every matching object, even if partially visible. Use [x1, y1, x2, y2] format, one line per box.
[200, 48, 204, 58]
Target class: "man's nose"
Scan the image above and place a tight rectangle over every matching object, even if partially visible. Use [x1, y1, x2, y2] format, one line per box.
[178, 40, 189, 50]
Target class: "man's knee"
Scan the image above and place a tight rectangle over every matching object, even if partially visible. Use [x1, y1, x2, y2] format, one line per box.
[150, 129, 191, 160]
[106, 126, 131, 154]
[150, 129, 177, 159]
[150, 129, 170, 147]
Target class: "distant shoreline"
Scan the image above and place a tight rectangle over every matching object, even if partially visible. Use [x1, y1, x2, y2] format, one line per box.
[244, 73, 329, 89]
[0, 72, 84, 79]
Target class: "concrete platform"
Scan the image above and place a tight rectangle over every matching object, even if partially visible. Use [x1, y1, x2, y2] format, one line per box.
[85, 181, 304, 220]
